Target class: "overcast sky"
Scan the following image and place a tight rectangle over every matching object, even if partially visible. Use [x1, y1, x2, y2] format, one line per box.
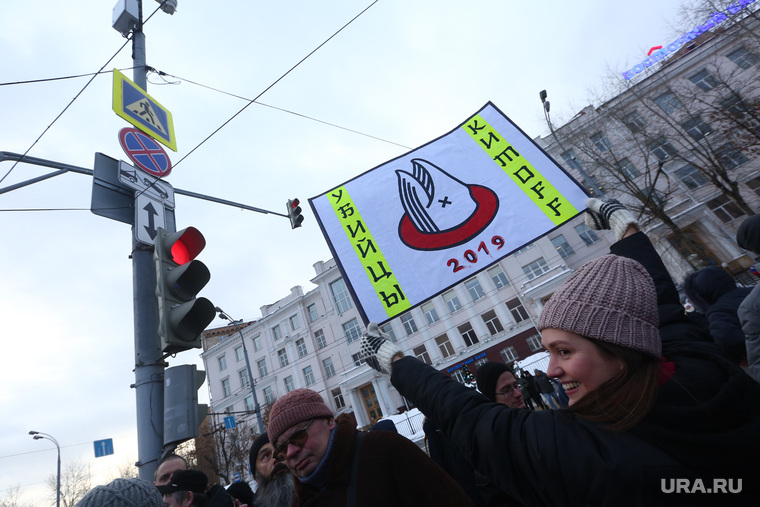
[1, 0, 689, 503]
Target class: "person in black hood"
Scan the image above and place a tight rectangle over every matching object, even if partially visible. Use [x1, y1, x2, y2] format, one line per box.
[736, 214, 760, 382]
[683, 265, 751, 364]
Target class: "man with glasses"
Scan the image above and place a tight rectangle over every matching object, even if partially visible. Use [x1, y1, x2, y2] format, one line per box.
[475, 362, 526, 409]
[267, 388, 474, 506]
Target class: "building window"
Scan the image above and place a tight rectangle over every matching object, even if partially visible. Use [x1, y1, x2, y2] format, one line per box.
[722, 94, 750, 118]
[560, 149, 583, 171]
[352, 352, 365, 367]
[487, 265, 510, 289]
[689, 69, 720, 91]
[500, 346, 519, 362]
[330, 278, 353, 313]
[458, 322, 480, 347]
[315, 329, 327, 349]
[245, 396, 254, 412]
[296, 338, 307, 358]
[475, 357, 489, 369]
[218, 355, 227, 371]
[307, 303, 319, 322]
[303, 366, 315, 386]
[515, 244, 534, 255]
[443, 291, 462, 313]
[674, 163, 709, 190]
[284, 375, 294, 392]
[575, 223, 600, 246]
[727, 46, 759, 69]
[221, 378, 231, 397]
[681, 116, 713, 141]
[278, 349, 288, 368]
[422, 302, 440, 325]
[257, 358, 267, 377]
[289, 314, 300, 331]
[465, 278, 485, 301]
[590, 132, 610, 151]
[526, 334, 544, 352]
[323, 357, 336, 378]
[747, 176, 760, 197]
[644, 186, 666, 206]
[263, 386, 274, 404]
[482, 310, 504, 335]
[332, 388, 346, 410]
[343, 318, 362, 343]
[253, 335, 262, 352]
[653, 90, 682, 114]
[401, 313, 418, 335]
[239, 369, 249, 388]
[716, 144, 749, 169]
[413, 345, 432, 365]
[451, 370, 465, 384]
[522, 258, 550, 281]
[272, 325, 282, 340]
[623, 111, 647, 132]
[507, 298, 529, 323]
[435, 334, 455, 358]
[648, 137, 678, 161]
[380, 323, 397, 342]
[707, 195, 744, 223]
[551, 235, 575, 258]
[617, 158, 640, 179]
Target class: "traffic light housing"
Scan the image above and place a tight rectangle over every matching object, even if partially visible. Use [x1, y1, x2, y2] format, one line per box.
[154, 227, 216, 353]
[287, 198, 304, 229]
[164, 364, 208, 446]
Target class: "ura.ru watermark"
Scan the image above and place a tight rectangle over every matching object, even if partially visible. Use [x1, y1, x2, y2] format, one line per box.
[661, 478, 742, 494]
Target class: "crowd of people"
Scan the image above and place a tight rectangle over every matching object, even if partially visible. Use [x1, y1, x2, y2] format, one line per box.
[74, 198, 760, 506]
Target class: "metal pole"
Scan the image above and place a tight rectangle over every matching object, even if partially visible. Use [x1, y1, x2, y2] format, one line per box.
[29, 431, 60, 507]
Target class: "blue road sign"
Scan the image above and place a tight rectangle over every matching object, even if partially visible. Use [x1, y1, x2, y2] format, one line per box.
[224, 416, 236, 429]
[94, 438, 114, 458]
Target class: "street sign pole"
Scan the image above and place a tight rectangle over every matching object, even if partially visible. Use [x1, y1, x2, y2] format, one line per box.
[130, 2, 165, 482]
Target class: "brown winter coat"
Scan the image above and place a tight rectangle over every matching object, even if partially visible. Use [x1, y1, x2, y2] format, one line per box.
[291, 413, 474, 506]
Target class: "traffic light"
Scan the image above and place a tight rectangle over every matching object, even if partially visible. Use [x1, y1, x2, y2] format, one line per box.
[287, 198, 304, 229]
[164, 364, 208, 446]
[154, 226, 216, 353]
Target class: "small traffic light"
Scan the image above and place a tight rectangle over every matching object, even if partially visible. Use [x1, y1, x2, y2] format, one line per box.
[154, 227, 216, 353]
[164, 364, 208, 446]
[287, 198, 304, 229]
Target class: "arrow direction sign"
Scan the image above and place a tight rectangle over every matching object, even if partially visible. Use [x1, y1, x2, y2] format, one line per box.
[118, 160, 175, 208]
[136, 194, 165, 245]
[93, 438, 114, 458]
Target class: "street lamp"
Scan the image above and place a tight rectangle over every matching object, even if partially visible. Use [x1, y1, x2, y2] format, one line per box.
[215, 307, 265, 434]
[539, 89, 603, 196]
[29, 431, 60, 507]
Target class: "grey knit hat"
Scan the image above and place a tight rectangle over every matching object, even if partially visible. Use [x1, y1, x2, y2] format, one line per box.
[268, 389, 333, 445]
[74, 478, 162, 507]
[537, 254, 661, 357]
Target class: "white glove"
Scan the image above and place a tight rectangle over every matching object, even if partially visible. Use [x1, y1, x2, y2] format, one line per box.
[585, 198, 638, 241]
[360, 323, 402, 375]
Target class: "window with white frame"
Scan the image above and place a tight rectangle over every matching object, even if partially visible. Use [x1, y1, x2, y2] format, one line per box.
[315, 329, 327, 349]
[487, 265, 510, 289]
[526, 334, 544, 352]
[551, 235, 575, 258]
[560, 149, 583, 171]
[435, 334, 455, 358]
[257, 358, 267, 377]
[674, 164, 709, 189]
[475, 357, 489, 369]
[323, 357, 336, 378]
[422, 302, 440, 325]
[482, 309, 504, 335]
[590, 132, 610, 151]
[689, 69, 720, 91]
[506, 298, 529, 323]
[413, 345, 432, 365]
[522, 258, 550, 280]
[727, 46, 759, 69]
[451, 370, 465, 384]
[284, 375, 294, 392]
[465, 278, 485, 301]
[218, 355, 227, 371]
[221, 378, 231, 397]
[330, 278, 353, 313]
[272, 324, 282, 340]
[235, 346, 244, 362]
[303, 366, 315, 386]
[263, 386, 274, 404]
[623, 111, 647, 132]
[444, 291, 462, 313]
[574, 223, 600, 246]
[380, 323, 397, 342]
[707, 195, 744, 223]
[653, 90, 682, 114]
[500, 346, 519, 362]
[648, 137, 678, 161]
[277, 349, 288, 368]
[244, 395, 254, 412]
[401, 313, 418, 335]
[332, 388, 346, 410]
[722, 94, 750, 118]
[308, 303, 319, 322]
[352, 352, 365, 367]
[239, 369, 249, 388]
[458, 322, 479, 347]
[296, 338, 307, 358]
[716, 144, 749, 169]
[681, 116, 713, 141]
[343, 318, 362, 343]
[617, 158, 640, 179]
[253, 335, 262, 351]
[289, 314, 300, 331]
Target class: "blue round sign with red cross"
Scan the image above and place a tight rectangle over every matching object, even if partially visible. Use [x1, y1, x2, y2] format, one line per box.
[118, 127, 172, 177]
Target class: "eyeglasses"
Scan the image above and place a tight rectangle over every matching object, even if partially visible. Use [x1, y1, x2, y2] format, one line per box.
[494, 384, 521, 397]
[273, 419, 315, 461]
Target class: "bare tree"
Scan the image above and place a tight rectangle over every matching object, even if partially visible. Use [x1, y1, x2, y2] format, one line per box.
[45, 460, 91, 507]
[0, 484, 32, 507]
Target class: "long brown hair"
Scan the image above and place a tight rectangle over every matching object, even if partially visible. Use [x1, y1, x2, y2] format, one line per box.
[568, 339, 661, 431]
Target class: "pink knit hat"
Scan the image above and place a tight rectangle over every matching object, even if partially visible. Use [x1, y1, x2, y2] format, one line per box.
[268, 389, 334, 444]
[537, 255, 661, 357]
